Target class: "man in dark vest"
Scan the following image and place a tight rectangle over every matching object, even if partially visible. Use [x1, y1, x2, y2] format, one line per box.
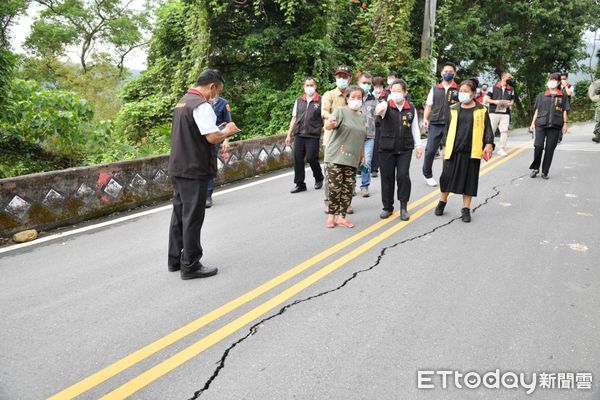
[483, 72, 515, 156]
[168, 69, 240, 280]
[285, 77, 324, 193]
[422, 61, 459, 187]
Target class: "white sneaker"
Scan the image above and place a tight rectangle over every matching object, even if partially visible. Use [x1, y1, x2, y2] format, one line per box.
[497, 149, 508, 157]
[425, 177, 437, 187]
[360, 187, 370, 197]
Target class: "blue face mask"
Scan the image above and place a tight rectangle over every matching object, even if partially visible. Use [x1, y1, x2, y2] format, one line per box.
[458, 92, 472, 104]
[336, 78, 349, 89]
[360, 83, 371, 93]
[442, 72, 455, 81]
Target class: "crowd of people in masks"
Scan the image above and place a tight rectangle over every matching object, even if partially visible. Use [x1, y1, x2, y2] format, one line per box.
[166, 65, 590, 279]
[285, 63, 578, 227]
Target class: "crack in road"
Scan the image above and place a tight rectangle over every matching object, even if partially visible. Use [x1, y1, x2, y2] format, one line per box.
[187, 174, 527, 399]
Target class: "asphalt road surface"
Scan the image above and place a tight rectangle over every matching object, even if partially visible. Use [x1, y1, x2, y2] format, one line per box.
[1, 122, 599, 400]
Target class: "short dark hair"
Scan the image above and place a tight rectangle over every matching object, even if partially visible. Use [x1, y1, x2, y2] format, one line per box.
[387, 70, 399, 78]
[459, 79, 477, 93]
[372, 76, 385, 86]
[389, 79, 407, 92]
[346, 85, 364, 98]
[561, 72, 569, 78]
[195, 69, 225, 87]
[549, 72, 562, 81]
[443, 62, 457, 72]
[304, 76, 318, 86]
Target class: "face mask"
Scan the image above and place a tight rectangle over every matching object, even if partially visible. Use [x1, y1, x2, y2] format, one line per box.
[507, 79, 514, 86]
[304, 86, 315, 96]
[458, 92, 472, 104]
[390, 92, 404, 104]
[336, 78, 349, 89]
[373, 87, 383, 96]
[547, 80, 558, 89]
[360, 83, 371, 93]
[387, 79, 395, 86]
[348, 99, 362, 110]
[442, 72, 455, 81]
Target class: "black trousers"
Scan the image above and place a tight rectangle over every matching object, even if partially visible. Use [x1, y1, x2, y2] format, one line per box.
[293, 136, 324, 186]
[379, 151, 412, 211]
[422, 123, 445, 179]
[530, 126, 560, 174]
[168, 176, 209, 269]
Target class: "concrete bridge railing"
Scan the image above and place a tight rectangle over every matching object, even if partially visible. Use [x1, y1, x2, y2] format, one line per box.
[0, 134, 293, 238]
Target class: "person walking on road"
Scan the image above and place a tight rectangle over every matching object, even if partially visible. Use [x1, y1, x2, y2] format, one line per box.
[168, 69, 240, 280]
[483, 72, 515, 156]
[285, 77, 325, 193]
[422, 62, 460, 187]
[358, 72, 377, 197]
[589, 79, 600, 143]
[322, 65, 353, 214]
[434, 79, 494, 223]
[205, 95, 232, 208]
[375, 79, 423, 221]
[370, 76, 387, 178]
[529, 73, 570, 179]
[323, 86, 367, 228]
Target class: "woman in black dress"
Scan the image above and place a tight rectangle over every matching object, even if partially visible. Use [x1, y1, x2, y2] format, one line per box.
[434, 79, 494, 223]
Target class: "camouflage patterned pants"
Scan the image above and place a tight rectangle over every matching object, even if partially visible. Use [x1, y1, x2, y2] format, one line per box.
[326, 163, 356, 217]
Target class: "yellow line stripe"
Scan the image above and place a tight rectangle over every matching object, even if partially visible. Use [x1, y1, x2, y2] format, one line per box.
[98, 142, 531, 399]
[48, 141, 529, 400]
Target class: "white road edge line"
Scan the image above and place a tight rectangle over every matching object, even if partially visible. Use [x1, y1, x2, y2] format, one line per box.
[1, 168, 299, 254]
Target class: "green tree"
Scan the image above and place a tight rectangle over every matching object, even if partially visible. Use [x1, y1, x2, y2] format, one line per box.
[26, 0, 153, 74]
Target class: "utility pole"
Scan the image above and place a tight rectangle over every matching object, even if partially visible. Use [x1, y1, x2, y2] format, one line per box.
[420, 0, 437, 73]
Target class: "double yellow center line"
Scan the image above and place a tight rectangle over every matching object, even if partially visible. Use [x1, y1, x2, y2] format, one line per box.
[50, 141, 532, 399]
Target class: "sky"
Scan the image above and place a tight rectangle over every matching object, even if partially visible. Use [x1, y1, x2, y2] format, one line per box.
[9, 1, 149, 71]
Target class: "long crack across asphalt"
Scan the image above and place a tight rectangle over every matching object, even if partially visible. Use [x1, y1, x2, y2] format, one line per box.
[187, 174, 527, 399]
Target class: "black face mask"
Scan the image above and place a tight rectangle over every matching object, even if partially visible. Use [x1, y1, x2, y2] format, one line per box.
[507, 79, 515, 86]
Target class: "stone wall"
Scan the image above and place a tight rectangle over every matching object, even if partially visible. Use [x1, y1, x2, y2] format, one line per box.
[0, 134, 293, 238]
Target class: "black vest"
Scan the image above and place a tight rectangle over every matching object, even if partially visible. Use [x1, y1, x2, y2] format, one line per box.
[488, 84, 514, 114]
[168, 92, 217, 179]
[535, 91, 568, 128]
[293, 96, 323, 138]
[378, 101, 416, 153]
[430, 84, 459, 124]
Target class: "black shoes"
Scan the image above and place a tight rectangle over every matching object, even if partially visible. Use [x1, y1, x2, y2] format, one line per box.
[205, 197, 213, 208]
[593, 137, 599, 143]
[380, 210, 393, 219]
[314, 180, 323, 190]
[181, 263, 218, 280]
[461, 207, 471, 223]
[290, 185, 307, 193]
[371, 171, 378, 178]
[541, 173, 549, 180]
[400, 202, 410, 221]
[530, 169, 539, 178]
[434, 201, 446, 216]
[168, 264, 180, 272]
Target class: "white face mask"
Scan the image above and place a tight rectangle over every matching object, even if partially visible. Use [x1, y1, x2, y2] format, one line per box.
[390, 92, 404, 104]
[348, 99, 362, 110]
[304, 86, 316, 96]
[547, 80, 558, 89]
[458, 92, 472, 104]
[336, 78, 349, 89]
[373, 87, 383, 95]
[387, 79, 395, 86]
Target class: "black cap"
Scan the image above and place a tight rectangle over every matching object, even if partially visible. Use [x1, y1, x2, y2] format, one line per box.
[335, 65, 352, 77]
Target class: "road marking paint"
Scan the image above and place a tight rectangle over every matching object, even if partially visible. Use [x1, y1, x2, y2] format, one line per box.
[95, 143, 532, 399]
[47, 142, 531, 400]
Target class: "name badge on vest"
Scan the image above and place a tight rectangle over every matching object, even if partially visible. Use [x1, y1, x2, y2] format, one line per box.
[313, 103, 320, 110]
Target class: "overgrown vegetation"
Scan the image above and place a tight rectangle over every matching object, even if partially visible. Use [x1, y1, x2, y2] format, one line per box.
[1, 0, 599, 178]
